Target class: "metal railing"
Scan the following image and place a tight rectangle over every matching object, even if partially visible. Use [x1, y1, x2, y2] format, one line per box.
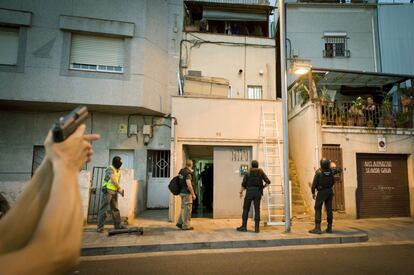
[320, 102, 414, 128]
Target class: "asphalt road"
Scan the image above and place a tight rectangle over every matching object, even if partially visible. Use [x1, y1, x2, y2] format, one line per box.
[76, 244, 414, 275]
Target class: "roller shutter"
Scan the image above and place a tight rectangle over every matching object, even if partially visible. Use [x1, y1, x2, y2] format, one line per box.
[356, 154, 410, 218]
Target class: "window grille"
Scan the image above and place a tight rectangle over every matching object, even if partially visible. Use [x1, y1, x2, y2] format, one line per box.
[148, 150, 170, 178]
[323, 35, 350, 58]
[247, 86, 263, 99]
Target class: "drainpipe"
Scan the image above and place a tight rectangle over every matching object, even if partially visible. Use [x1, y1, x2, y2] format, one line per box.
[169, 116, 178, 222]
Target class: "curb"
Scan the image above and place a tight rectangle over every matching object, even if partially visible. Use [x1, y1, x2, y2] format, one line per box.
[81, 234, 369, 256]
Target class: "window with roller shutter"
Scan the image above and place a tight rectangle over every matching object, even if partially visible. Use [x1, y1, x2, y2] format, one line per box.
[69, 33, 124, 74]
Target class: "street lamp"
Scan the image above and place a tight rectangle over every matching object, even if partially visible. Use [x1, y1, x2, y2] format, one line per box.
[291, 62, 312, 75]
[278, 0, 291, 233]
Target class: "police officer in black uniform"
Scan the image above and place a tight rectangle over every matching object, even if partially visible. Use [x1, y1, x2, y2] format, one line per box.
[309, 158, 342, 234]
[237, 160, 270, 233]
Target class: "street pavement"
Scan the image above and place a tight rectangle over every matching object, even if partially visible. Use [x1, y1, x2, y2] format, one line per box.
[81, 210, 414, 256]
[76, 243, 414, 275]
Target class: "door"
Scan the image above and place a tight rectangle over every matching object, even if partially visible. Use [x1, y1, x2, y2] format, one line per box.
[322, 145, 345, 211]
[147, 150, 170, 209]
[213, 147, 251, 218]
[356, 154, 410, 218]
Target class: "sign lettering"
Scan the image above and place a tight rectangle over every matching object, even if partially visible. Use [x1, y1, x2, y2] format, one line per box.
[363, 160, 392, 174]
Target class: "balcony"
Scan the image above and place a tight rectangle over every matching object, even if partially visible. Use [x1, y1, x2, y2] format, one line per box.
[320, 101, 414, 129]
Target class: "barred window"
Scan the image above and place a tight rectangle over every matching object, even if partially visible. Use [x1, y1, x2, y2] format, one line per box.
[147, 150, 170, 178]
[247, 85, 263, 100]
[323, 33, 349, 58]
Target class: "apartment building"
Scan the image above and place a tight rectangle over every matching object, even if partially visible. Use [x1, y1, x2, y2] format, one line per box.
[0, 0, 183, 221]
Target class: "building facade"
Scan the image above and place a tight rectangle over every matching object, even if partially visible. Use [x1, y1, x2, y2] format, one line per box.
[0, 0, 183, 221]
[377, 3, 414, 75]
[169, 0, 285, 222]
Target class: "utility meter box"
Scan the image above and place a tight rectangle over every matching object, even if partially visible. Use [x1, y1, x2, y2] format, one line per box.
[143, 125, 152, 136]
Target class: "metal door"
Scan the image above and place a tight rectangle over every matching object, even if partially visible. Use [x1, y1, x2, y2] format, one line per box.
[87, 166, 106, 223]
[322, 145, 345, 211]
[147, 150, 170, 209]
[356, 154, 410, 218]
[213, 147, 251, 218]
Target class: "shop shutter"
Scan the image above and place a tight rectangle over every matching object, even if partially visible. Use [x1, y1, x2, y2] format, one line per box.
[0, 27, 19, 65]
[356, 154, 410, 218]
[70, 33, 124, 67]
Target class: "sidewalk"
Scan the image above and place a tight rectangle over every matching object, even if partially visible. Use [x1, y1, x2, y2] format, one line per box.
[81, 210, 414, 256]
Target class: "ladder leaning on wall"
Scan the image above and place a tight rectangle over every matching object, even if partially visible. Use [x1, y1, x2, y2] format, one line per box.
[260, 105, 285, 226]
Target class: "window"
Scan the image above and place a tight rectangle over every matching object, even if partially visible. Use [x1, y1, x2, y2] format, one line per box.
[323, 33, 350, 58]
[0, 27, 19, 65]
[247, 86, 263, 100]
[70, 33, 124, 73]
[147, 150, 170, 178]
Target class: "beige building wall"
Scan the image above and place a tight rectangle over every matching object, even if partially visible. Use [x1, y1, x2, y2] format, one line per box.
[322, 128, 414, 218]
[182, 33, 276, 99]
[170, 96, 283, 221]
[288, 103, 320, 213]
[289, 101, 414, 218]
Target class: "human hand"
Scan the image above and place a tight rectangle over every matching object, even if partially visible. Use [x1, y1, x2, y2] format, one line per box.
[44, 124, 100, 171]
[192, 194, 196, 200]
[330, 162, 337, 169]
[312, 194, 316, 200]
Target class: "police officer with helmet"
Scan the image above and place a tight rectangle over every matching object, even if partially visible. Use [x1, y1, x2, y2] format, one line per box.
[237, 160, 270, 233]
[309, 158, 342, 234]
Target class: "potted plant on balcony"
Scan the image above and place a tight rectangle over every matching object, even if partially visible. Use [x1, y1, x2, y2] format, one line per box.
[399, 87, 413, 107]
[297, 81, 310, 107]
[334, 108, 346, 126]
[349, 97, 365, 126]
[319, 86, 331, 106]
[396, 110, 411, 128]
[381, 95, 393, 128]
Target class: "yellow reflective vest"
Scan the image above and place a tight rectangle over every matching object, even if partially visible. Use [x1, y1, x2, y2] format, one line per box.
[103, 166, 120, 191]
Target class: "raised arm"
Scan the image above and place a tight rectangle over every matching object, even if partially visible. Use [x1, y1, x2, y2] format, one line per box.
[0, 153, 54, 254]
[0, 125, 100, 275]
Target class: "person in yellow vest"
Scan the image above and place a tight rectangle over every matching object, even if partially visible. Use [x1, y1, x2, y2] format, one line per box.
[97, 156, 126, 232]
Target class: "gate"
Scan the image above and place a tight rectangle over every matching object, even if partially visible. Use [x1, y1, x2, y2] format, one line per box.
[147, 150, 170, 208]
[322, 145, 345, 211]
[87, 167, 106, 223]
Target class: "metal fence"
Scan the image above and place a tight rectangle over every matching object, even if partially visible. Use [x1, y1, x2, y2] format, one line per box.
[320, 102, 413, 128]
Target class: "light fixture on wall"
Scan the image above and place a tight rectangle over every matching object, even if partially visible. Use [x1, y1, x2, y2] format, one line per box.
[290, 60, 312, 75]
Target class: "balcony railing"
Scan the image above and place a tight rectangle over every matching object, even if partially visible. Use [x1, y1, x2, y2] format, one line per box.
[320, 102, 414, 128]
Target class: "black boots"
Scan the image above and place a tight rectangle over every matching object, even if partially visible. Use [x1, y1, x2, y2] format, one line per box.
[237, 226, 247, 232]
[326, 223, 333, 233]
[255, 223, 260, 233]
[309, 223, 322, 234]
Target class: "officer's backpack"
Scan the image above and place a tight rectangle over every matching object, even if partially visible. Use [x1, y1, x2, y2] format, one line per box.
[168, 176, 181, 195]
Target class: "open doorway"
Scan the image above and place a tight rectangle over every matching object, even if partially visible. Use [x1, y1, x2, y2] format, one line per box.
[184, 145, 214, 218]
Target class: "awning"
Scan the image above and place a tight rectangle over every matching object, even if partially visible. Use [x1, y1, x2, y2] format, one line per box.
[203, 9, 267, 21]
[312, 68, 413, 90]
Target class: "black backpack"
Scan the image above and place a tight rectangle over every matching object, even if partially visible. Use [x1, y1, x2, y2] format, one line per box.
[168, 176, 181, 195]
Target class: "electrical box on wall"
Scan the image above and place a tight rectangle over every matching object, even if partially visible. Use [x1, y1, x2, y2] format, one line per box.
[129, 124, 138, 135]
[118, 124, 127, 134]
[143, 125, 152, 136]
